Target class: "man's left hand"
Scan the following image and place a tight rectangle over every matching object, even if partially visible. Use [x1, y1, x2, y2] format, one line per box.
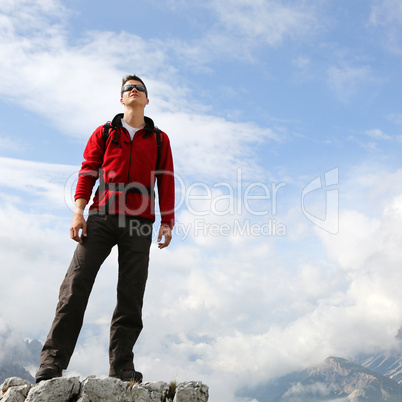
[157, 225, 172, 249]
[158, 225, 172, 249]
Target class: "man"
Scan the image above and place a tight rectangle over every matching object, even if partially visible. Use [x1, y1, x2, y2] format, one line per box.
[35, 75, 175, 383]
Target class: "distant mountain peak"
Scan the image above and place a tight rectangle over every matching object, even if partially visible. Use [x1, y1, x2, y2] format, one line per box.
[239, 355, 402, 401]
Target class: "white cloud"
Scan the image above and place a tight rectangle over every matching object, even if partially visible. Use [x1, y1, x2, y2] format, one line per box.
[3, 158, 402, 401]
[387, 113, 402, 125]
[0, 0, 67, 26]
[0, 209, 69, 334]
[163, 0, 320, 67]
[283, 381, 337, 399]
[0, 2, 283, 184]
[292, 56, 311, 69]
[156, 111, 280, 182]
[327, 65, 376, 103]
[319, 210, 382, 270]
[362, 129, 402, 145]
[142, 0, 320, 66]
[368, 0, 402, 54]
[146, 184, 402, 391]
[369, 0, 402, 26]
[0, 318, 28, 365]
[0, 157, 78, 210]
[210, 0, 318, 46]
[0, 137, 24, 153]
[364, 128, 392, 141]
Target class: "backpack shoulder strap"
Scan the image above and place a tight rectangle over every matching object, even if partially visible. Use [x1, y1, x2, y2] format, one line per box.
[154, 127, 162, 171]
[102, 121, 113, 145]
[102, 121, 121, 149]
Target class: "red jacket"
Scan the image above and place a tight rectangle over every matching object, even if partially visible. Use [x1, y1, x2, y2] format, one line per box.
[75, 114, 175, 228]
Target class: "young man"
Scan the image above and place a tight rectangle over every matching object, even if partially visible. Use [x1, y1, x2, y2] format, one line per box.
[35, 75, 175, 383]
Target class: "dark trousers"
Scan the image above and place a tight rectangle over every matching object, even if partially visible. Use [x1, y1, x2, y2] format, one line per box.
[40, 214, 152, 376]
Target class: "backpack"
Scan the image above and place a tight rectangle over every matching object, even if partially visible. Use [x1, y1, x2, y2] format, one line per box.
[102, 121, 162, 171]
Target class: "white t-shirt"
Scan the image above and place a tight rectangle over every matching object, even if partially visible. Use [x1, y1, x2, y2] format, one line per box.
[121, 118, 141, 140]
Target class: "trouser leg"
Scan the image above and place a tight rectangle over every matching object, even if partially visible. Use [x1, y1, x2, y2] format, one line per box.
[40, 214, 115, 370]
[109, 217, 152, 376]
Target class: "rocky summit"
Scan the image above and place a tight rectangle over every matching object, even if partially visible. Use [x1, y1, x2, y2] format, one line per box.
[0, 376, 209, 402]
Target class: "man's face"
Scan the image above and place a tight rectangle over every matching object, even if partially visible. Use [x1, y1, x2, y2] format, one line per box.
[120, 80, 149, 107]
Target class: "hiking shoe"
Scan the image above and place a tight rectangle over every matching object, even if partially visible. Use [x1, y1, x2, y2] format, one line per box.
[111, 370, 143, 383]
[35, 365, 62, 383]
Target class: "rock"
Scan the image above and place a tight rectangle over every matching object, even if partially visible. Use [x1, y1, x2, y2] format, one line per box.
[1, 385, 31, 402]
[25, 377, 80, 402]
[76, 377, 129, 401]
[0, 376, 209, 401]
[1, 377, 32, 402]
[173, 381, 209, 402]
[128, 381, 170, 401]
[1, 377, 32, 394]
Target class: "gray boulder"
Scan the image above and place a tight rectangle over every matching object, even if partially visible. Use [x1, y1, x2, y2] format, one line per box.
[174, 381, 209, 402]
[76, 376, 130, 401]
[25, 377, 80, 402]
[129, 381, 170, 401]
[1, 377, 32, 402]
[1, 377, 32, 394]
[1, 385, 31, 402]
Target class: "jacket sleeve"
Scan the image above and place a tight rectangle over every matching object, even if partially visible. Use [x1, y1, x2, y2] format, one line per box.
[156, 133, 175, 228]
[74, 126, 105, 202]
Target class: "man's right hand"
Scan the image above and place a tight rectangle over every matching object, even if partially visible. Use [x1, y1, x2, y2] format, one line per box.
[71, 198, 88, 243]
[70, 213, 87, 243]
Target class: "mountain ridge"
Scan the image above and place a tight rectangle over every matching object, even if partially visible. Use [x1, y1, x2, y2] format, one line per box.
[356, 349, 402, 384]
[239, 355, 402, 401]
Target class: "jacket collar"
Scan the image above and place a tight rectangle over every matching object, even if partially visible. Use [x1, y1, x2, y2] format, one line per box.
[111, 113, 155, 137]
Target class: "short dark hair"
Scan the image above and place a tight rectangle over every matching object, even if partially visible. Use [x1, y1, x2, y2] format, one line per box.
[121, 74, 148, 98]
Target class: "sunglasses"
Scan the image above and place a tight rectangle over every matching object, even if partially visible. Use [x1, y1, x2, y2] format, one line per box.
[121, 84, 147, 97]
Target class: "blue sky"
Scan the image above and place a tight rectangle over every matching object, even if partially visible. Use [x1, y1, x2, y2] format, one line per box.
[1, 1, 402, 401]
